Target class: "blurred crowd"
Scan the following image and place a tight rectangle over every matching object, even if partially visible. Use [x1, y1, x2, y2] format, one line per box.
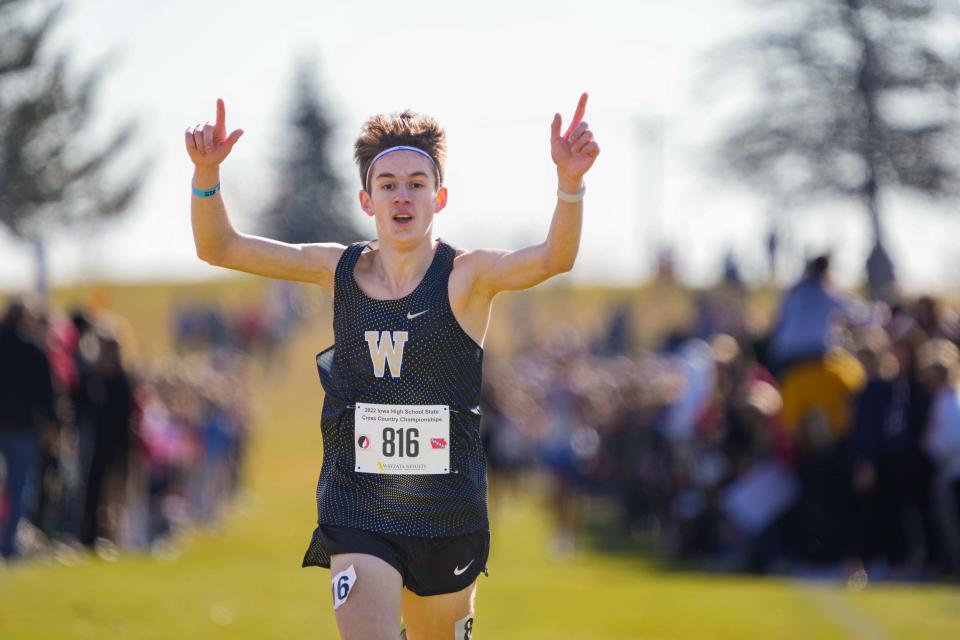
[0, 299, 252, 563]
[482, 256, 960, 584]
[5, 263, 960, 586]
[171, 280, 304, 364]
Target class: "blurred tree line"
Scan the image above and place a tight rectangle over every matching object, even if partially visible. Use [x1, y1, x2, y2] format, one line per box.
[0, 0, 142, 296]
[713, 0, 960, 299]
[1, 0, 358, 296]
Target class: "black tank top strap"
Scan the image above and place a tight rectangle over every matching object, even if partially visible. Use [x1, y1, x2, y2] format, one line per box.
[418, 239, 454, 295]
[435, 240, 456, 274]
[333, 242, 368, 296]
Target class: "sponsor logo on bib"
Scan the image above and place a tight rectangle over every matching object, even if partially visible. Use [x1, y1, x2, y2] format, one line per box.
[430, 438, 447, 449]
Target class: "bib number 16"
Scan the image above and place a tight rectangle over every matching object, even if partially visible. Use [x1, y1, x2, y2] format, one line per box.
[382, 427, 419, 457]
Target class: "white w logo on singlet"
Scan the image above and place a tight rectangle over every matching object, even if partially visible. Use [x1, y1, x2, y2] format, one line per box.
[364, 330, 408, 378]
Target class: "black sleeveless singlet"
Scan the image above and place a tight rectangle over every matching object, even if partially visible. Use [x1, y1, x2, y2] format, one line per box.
[302, 240, 488, 568]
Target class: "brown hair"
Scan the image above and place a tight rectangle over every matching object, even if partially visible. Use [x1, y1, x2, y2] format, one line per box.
[354, 110, 447, 191]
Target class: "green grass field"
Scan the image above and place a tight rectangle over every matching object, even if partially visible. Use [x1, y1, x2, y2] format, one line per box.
[1, 279, 959, 639]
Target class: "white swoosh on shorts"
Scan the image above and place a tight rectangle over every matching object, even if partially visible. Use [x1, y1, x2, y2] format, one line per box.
[453, 559, 475, 576]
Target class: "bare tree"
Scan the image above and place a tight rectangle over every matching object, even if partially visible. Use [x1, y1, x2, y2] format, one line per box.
[0, 0, 146, 295]
[711, 0, 960, 299]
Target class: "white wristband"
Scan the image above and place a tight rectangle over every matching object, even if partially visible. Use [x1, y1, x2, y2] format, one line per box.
[557, 184, 585, 203]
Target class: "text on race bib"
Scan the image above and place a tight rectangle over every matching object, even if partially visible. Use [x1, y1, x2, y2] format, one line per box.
[354, 403, 450, 475]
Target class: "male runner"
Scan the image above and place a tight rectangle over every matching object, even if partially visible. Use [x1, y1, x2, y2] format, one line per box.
[185, 94, 598, 640]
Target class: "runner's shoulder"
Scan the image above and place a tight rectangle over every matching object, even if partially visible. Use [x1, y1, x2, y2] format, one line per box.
[299, 242, 349, 271]
[451, 247, 508, 274]
[450, 248, 511, 300]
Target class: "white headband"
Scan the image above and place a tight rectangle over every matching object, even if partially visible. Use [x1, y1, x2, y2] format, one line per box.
[364, 145, 439, 192]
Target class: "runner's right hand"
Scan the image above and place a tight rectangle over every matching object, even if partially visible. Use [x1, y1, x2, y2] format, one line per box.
[184, 98, 244, 168]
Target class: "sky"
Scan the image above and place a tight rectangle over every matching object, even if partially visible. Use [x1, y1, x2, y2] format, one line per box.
[3, 0, 960, 294]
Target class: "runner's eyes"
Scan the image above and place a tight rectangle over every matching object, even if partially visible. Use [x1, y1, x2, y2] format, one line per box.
[379, 182, 425, 191]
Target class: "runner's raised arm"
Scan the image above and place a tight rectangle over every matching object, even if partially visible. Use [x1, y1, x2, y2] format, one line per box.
[185, 98, 343, 290]
[463, 93, 599, 297]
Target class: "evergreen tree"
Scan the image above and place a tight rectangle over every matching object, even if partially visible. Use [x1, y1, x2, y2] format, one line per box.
[711, 0, 960, 299]
[259, 62, 363, 244]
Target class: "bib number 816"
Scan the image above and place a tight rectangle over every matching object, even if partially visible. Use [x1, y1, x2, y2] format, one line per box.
[382, 427, 419, 458]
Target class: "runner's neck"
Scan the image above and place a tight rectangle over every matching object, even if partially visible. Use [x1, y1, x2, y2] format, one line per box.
[365, 239, 439, 298]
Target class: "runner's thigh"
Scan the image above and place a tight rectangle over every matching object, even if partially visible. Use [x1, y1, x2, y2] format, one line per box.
[402, 580, 477, 640]
[330, 553, 403, 640]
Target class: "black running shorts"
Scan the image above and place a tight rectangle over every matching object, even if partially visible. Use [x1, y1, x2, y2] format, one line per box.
[316, 524, 490, 596]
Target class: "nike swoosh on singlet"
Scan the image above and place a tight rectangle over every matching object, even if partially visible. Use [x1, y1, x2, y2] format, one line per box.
[406, 310, 429, 320]
[453, 559, 475, 576]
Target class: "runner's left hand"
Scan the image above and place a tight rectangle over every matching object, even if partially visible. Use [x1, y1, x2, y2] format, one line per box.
[551, 93, 600, 188]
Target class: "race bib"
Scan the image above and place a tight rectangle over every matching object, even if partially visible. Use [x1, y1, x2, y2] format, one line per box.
[354, 403, 450, 474]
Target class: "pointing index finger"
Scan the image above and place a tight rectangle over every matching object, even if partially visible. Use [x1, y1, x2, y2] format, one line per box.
[563, 92, 588, 139]
[215, 98, 226, 134]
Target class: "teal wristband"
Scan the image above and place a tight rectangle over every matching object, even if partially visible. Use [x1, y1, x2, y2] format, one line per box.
[192, 182, 221, 198]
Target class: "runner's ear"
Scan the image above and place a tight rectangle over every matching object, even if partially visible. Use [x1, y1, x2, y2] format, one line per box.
[359, 190, 374, 216]
[434, 187, 448, 214]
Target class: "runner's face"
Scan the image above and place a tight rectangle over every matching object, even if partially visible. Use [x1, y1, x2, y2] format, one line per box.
[359, 150, 447, 244]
